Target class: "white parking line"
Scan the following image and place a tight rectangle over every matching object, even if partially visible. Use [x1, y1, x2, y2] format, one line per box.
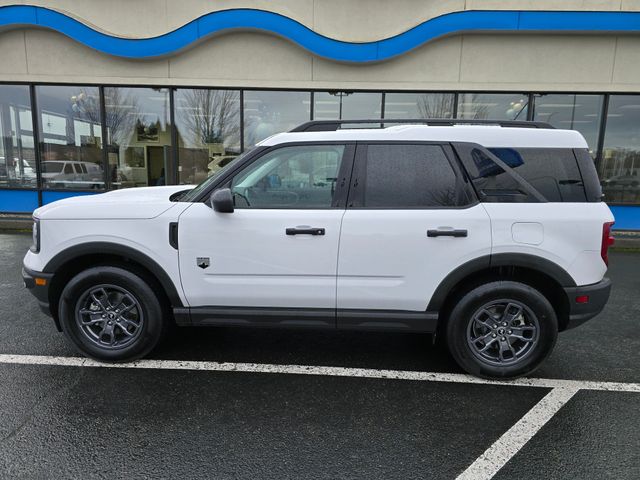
[0, 353, 638, 393]
[0, 353, 637, 479]
[456, 387, 579, 480]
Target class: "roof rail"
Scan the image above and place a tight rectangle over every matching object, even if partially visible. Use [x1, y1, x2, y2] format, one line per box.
[290, 118, 555, 132]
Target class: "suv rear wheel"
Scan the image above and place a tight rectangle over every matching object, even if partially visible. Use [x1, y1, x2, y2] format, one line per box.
[58, 266, 167, 361]
[446, 281, 558, 379]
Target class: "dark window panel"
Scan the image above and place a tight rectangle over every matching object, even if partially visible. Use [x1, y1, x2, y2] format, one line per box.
[36, 85, 104, 190]
[457, 93, 529, 120]
[0, 85, 36, 189]
[104, 87, 171, 189]
[600, 95, 640, 205]
[314, 92, 382, 120]
[383, 93, 455, 119]
[243, 91, 310, 148]
[533, 94, 603, 157]
[174, 89, 240, 185]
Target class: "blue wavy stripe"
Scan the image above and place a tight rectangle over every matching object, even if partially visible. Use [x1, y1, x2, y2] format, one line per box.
[1, 6, 640, 62]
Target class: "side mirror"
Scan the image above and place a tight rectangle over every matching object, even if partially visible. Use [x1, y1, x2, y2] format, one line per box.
[210, 188, 234, 213]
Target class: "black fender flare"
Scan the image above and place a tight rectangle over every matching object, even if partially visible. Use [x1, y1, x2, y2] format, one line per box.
[44, 241, 184, 308]
[427, 253, 576, 312]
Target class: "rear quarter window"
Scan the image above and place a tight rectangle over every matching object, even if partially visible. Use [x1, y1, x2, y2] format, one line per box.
[489, 148, 586, 202]
[457, 146, 588, 202]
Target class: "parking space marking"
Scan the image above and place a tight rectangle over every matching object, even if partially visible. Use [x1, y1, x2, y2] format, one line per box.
[456, 387, 579, 480]
[0, 354, 639, 393]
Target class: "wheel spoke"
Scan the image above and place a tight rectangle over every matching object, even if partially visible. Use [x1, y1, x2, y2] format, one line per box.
[498, 339, 516, 362]
[478, 337, 499, 353]
[472, 331, 495, 345]
[508, 327, 536, 343]
[98, 323, 116, 346]
[501, 303, 524, 324]
[115, 322, 134, 336]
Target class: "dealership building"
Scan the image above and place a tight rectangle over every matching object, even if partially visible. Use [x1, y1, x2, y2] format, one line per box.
[0, 1, 639, 229]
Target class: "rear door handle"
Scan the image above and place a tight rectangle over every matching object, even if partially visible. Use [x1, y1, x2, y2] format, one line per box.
[427, 229, 468, 238]
[286, 226, 326, 236]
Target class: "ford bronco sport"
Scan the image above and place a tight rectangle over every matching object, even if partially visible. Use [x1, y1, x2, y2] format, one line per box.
[23, 119, 614, 379]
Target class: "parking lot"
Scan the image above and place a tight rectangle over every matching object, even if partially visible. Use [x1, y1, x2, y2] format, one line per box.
[0, 231, 638, 479]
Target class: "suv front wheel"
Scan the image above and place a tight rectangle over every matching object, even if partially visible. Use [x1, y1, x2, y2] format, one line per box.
[58, 266, 168, 361]
[446, 281, 558, 379]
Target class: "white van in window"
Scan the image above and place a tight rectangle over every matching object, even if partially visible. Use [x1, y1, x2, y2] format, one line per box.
[41, 160, 104, 189]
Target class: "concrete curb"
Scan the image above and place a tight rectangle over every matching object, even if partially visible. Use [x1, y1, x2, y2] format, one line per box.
[0, 214, 31, 231]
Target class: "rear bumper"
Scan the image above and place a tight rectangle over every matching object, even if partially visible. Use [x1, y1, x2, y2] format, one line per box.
[563, 277, 612, 330]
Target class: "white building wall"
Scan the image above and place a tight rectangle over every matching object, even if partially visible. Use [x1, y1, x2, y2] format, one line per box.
[0, 0, 638, 91]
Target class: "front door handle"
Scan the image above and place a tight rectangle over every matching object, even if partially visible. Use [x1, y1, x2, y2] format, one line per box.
[427, 229, 468, 238]
[286, 226, 326, 236]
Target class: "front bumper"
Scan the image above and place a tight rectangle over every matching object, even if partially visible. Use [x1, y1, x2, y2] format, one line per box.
[22, 265, 54, 319]
[563, 277, 612, 330]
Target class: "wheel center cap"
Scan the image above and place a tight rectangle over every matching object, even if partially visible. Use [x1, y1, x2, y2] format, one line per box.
[108, 313, 116, 320]
[498, 328, 506, 335]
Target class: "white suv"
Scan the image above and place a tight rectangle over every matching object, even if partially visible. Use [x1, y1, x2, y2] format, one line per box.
[23, 119, 614, 379]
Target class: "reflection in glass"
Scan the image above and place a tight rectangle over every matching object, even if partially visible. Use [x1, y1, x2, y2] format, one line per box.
[533, 94, 603, 156]
[313, 92, 382, 120]
[457, 93, 529, 120]
[0, 85, 36, 188]
[600, 95, 640, 205]
[104, 87, 171, 188]
[231, 145, 344, 208]
[244, 91, 310, 149]
[36, 85, 104, 189]
[383, 93, 455, 119]
[175, 89, 240, 185]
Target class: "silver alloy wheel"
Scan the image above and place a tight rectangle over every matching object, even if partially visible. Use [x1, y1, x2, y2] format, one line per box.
[75, 284, 144, 349]
[466, 299, 540, 367]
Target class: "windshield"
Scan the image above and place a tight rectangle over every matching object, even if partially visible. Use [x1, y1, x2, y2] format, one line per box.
[180, 148, 256, 202]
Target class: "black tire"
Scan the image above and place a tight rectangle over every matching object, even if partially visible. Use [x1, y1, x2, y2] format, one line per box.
[58, 266, 168, 362]
[446, 281, 558, 379]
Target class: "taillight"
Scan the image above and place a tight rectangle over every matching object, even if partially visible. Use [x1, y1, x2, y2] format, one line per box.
[601, 221, 615, 266]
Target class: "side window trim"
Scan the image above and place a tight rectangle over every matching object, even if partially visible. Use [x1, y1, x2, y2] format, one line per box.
[347, 141, 476, 210]
[452, 142, 548, 203]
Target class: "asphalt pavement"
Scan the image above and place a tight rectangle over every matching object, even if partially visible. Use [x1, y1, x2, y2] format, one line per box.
[0, 232, 638, 479]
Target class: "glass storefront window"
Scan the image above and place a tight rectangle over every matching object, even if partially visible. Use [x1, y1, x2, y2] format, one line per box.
[36, 85, 104, 190]
[313, 92, 382, 120]
[383, 93, 455, 119]
[457, 93, 529, 120]
[533, 94, 603, 156]
[0, 85, 36, 188]
[175, 89, 241, 185]
[600, 95, 640, 205]
[244, 91, 310, 149]
[104, 87, 171, 188]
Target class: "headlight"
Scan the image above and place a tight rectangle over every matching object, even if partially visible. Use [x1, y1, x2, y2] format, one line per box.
[30, 218, 40, 253]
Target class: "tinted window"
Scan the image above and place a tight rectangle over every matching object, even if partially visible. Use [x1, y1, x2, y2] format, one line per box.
[362, 144, 465, 208]
[231, 145, 344, 208]
[490, 148, 586, 202]
[458, 146, 586, 202]
[458, 147, 532, 202]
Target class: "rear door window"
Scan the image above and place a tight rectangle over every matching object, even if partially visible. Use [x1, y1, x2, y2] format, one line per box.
[358, 144, 470, 208]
